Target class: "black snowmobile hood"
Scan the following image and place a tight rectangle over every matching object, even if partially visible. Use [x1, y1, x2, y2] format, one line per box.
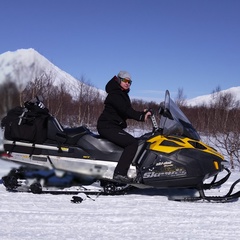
[105, 76, 130, 94]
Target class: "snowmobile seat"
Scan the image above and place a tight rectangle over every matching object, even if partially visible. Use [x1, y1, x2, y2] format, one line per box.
[64, 126, 91, 145]
[47, 116, 90, 145]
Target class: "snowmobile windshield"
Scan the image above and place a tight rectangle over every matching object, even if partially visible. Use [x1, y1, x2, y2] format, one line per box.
[159, 93, 200, 141]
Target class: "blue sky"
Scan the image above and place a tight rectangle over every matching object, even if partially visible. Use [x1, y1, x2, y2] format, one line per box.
[0, 0, 239, 102]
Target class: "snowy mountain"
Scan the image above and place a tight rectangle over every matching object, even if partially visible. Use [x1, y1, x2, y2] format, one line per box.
[186, 86, 240, 106]
[0, 48, 105, 99]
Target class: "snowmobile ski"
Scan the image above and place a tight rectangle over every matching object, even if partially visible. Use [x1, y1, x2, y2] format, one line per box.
[170, 177, 240, 203]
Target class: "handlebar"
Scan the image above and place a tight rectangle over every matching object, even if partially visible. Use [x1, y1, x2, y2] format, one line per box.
[150, 114, 158, 131]
[146, 109, 159, 132]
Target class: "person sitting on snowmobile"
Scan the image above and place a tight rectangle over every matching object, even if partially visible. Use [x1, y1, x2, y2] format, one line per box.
[97, 71, 151, 183]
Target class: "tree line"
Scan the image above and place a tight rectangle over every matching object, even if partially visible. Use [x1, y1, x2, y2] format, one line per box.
[0, 76, 239, 168]
[181, 88, 240, 169]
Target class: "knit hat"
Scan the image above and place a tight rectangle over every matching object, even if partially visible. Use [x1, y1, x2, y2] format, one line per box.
[117, 71, 131, 80]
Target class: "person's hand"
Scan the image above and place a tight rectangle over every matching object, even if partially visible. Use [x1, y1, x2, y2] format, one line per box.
[144, 110, 152, 121]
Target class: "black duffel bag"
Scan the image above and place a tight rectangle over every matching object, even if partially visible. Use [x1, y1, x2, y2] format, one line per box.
[1, 97, 49, 144]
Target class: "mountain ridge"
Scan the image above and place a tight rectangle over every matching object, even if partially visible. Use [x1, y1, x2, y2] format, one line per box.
[0, 48, 104, 98]
[186, 86, 240, 106]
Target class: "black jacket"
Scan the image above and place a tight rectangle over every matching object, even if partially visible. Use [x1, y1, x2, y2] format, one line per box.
[97, 76, 145, 129]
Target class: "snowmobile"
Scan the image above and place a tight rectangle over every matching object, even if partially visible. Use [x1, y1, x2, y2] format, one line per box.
[1, 91, 240, 202]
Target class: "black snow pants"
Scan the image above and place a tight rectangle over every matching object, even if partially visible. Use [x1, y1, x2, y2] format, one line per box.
[97, 127, 138, 176]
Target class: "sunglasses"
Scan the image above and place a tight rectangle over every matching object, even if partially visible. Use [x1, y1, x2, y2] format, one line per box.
[120, 78, 132, 85]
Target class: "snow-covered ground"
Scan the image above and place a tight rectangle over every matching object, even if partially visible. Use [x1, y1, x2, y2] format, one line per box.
[1, 127, 240, 239]
[0, 159, 240, 240]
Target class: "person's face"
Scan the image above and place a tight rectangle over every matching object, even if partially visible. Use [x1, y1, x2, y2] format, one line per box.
[120, 78, 132, 90]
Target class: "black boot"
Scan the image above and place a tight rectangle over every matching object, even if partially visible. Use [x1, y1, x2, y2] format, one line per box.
[113, 174, 133, 183]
